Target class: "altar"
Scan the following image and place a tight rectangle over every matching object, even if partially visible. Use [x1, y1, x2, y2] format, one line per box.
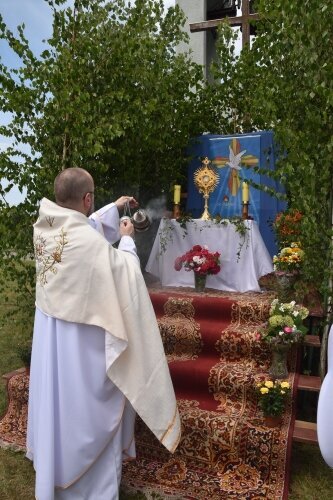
[145, 219, 273, 292]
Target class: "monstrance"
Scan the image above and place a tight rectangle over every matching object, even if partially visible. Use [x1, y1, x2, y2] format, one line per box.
[194, 157, 219, 220]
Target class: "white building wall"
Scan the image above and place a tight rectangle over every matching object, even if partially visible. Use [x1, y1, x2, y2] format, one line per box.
[176, 0, 207, 74]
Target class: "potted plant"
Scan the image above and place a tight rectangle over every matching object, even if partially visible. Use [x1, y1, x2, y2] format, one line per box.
[257, 298, 309, 379]
[255, 379, 291, 427]
[273, 242, 304, 302]
[174, 245, 221, 292]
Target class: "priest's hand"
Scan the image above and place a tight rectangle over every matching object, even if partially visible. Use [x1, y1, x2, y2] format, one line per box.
[120, 218, 135, 238]
[115, 196, 139, 212]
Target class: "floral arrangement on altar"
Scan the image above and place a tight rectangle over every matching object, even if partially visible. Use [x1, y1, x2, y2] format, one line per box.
[273, 209, 303, 247]
[258, 299, 309, 345]
[255, 379, 291, 417]
[273, 242, 304, 273]
[174, 245, 221, 276]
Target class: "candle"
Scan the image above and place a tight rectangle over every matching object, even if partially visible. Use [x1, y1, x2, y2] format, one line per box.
[242, 182, 249, 203]
[174, 185, 181, 204]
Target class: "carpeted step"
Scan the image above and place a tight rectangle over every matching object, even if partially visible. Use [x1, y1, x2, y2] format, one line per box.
[155, 289, 272, 362]
[122, 288, 296, 500]
[169, 357, 271, 403]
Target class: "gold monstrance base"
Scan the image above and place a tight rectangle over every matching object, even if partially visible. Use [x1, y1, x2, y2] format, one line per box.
[194, 158, 218, 220]
[201, 194, 211, 220]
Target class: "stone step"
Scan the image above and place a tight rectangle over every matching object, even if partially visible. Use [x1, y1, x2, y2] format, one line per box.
[293, 420, 318, 444]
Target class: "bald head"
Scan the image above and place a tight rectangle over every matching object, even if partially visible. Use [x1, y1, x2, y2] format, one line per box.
[54, 168, 95, 216]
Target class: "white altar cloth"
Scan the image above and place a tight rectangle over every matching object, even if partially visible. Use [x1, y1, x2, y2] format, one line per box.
[145, 219, 273, 292]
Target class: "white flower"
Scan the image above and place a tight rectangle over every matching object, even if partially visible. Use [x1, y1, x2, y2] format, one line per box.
[279, 331, 284, 336]
[193, 256, 205, 265]
[292, 311, 299, 317]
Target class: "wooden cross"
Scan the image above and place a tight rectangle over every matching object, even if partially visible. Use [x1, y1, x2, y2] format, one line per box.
[190, 0, 259, 48]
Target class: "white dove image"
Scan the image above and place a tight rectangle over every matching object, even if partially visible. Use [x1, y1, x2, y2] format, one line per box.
[226, 146, 247, 171]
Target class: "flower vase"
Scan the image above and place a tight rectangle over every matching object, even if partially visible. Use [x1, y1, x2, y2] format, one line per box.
[264, 415, 282, 428]
[194, 273, 207, 292]
[275, 272, 298, 303]
[269, 344, 290, 379]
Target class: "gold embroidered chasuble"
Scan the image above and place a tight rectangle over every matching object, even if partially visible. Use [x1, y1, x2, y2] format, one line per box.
[34, 198, 180, 453]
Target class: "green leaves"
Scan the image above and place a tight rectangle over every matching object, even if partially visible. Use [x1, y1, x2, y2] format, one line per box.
[0, 0, 207, 327]
[202, 0, 333, 295]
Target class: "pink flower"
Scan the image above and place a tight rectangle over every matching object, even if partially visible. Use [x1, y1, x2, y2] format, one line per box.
[283, 326, 293, 334]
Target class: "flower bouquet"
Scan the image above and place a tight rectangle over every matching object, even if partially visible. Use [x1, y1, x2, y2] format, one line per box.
[273, 209, 302, 247]
[174, 245, 220, 275]
[174, 245, 220, 291]
[255, 379, 291, 420]
[273, 242, 304, 273]
[258, 299, 309, 379]
[259, 299, 309, 346]
[273, 242, 304, 301]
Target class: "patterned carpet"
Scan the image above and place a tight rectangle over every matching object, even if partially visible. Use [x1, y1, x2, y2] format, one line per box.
[122, 287, 298, 499]
[0, 371, 29, 451]
[0, 287, 297, 498]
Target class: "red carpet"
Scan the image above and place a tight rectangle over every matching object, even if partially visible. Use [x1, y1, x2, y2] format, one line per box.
[122, 287, 297, 499]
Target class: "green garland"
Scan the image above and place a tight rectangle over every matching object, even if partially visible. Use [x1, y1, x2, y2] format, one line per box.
[158, 214, 250, 261]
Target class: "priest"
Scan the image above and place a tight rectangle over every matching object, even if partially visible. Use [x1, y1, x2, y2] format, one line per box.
[26, 167, 181, 500]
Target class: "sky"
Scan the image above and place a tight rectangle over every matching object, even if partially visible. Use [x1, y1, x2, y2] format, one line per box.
[0, 0, 176, 59]
[0, 0, 176, 204]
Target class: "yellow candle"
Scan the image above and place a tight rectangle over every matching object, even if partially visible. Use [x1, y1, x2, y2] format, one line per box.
[242, 182, 249, 203]
[174, 185, 181, 204]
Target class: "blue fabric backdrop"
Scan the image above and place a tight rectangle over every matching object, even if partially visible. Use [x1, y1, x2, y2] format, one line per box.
[186, 131, 286, 257]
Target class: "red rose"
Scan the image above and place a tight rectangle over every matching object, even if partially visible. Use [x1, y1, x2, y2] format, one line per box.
[174, 256, 183, 271]
[175, 246, 221, 276]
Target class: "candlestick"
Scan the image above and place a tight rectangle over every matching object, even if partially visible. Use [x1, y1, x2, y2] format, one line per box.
[173, 185, 181, 204]
[242, 181, 249, 203]
[173, 203, 181, 219]
[242, 202, 249, 220]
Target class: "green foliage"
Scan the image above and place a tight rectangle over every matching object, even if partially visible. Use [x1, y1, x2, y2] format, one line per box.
[16, 337, 32, 367]
[0, 0, 204, 325]
[201, 0, 333, 298]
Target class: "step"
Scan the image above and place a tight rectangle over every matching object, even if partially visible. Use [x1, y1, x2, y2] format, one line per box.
[297, 374, 321, 392]
[303, 335, 321, 348]
[293, 420, 318, 444]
